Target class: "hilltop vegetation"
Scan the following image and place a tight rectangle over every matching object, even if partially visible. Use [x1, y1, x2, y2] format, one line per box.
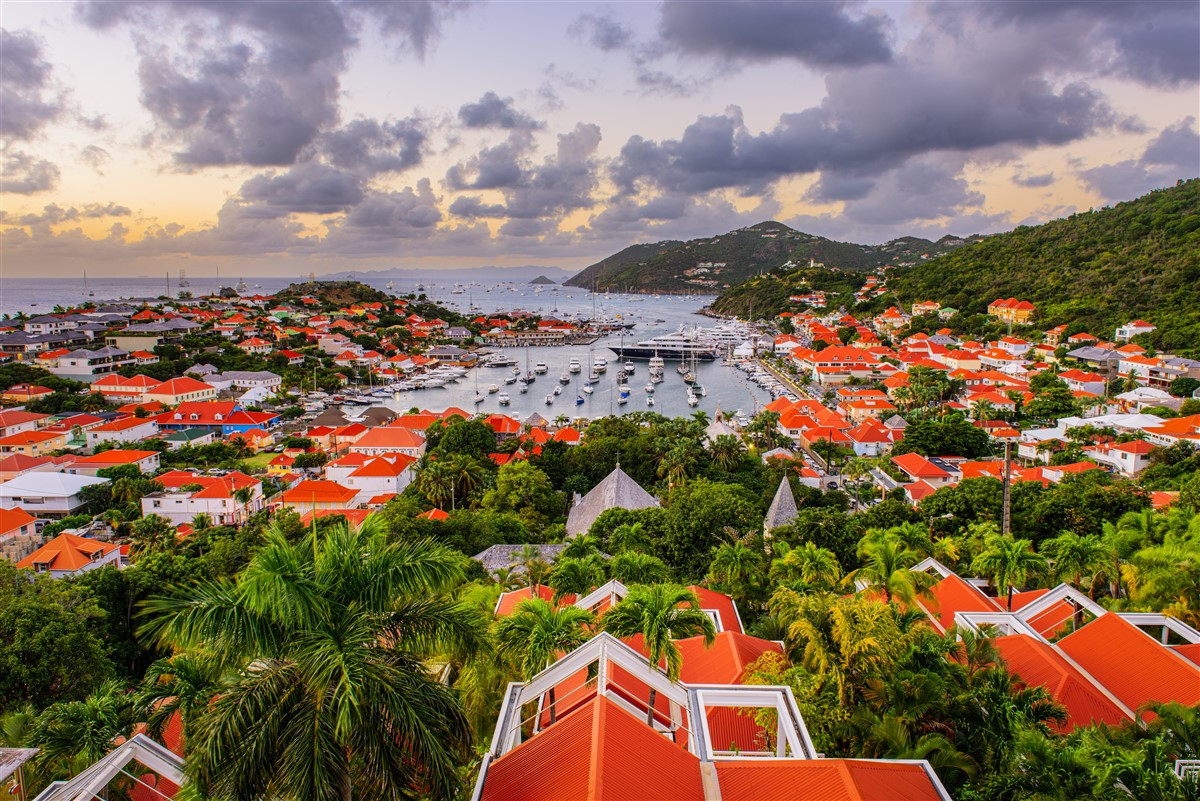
[566, 221, 975, 293]
[709, 265, 863, 319]
[273, 280, 394, 308]
[877, 179, 1200, 352]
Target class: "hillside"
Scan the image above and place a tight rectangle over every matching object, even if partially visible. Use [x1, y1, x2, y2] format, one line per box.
[881, 180, 1200, 353]
[273, 280, 393, 308]
[711, 181, 1200, 354]
[565, 221, 975, 292]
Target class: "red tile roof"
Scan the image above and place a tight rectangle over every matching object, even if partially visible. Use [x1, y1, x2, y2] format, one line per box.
[1056, 614, 1200, 719]
[16, 533, 118, 572]
[993, 634, 1131, 732]
[917, 574, 1000, 633]
[689, 585, 744, 634]
[480, 696, 705, 801]
[715, 759, 944, 801]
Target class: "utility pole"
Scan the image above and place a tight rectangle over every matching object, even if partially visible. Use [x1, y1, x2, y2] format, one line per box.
[1002, 439, 1012, 537]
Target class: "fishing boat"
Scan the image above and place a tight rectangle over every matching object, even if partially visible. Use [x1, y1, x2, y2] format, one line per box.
[624, 361, 635, 373]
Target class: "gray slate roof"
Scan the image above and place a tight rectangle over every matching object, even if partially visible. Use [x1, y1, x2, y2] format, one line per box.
[764, 477, 799, 532]
[312, 407, 350, 427]
[472, 544, 568, 573]
[565, 465, 659, 538]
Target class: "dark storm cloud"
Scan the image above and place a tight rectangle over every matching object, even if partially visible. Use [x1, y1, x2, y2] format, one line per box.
[567, 12, 635, 52]
[457, 92, 544, 130]
[340, 181, 442, 231]
[957, 0, 1199, 87]
[319, 117, 427, 176]
[239, 163, 365, 216]
[610, 41, 1123, 198]
[1080, 118, 1200, 202]
[657, 1, 893, 69]
[2, 150, 61, 194]
[76, 0, 459, 168]
[447, 123, 602, 222]
[837, 155, 986, 226]
[0, 29, 66, 140]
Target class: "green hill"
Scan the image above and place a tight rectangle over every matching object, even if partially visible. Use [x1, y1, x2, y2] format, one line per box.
[878, 180, 1200, 353]
[565, 221, 974, 293]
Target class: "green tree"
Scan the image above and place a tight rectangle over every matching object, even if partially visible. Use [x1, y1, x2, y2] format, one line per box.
[769, 542, 842, 590]
[707, 539, 766, 609]
[972, 535, 1048, 610]
[482, 461, 560, 530]
[32, 680, 135, 779]
[129, 513, 177, 559]
[139, 518, 484, 801]
[547, 556, 606, 600]
[609, 552, 672, 585]
[493, 599, 594, 723]
[847, 539, 934, 605]
[602, 585, 716, 724]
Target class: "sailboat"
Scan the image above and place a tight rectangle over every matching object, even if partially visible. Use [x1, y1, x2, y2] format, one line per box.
[473, 368, 485, 404]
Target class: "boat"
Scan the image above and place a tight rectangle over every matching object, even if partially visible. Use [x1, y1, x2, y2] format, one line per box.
[651, 373, 664, 384]
[687, 390, 699, 407]
[554, 385, 563, 395]
[473, 392, 485, 404]
[575, 394, 585, 406]
[498, 392, 510, 405]
[534, 361, 548, 374]
[524, 372, 535, 383]
[236, 278, 249, 294]
[610, 327, 720, 361]
[568, 359, 582, 374]
[646, 396, 655, 407]
[484, 353, 517, 368]
[504, 375, 517, 384]
[582, 384, 594, 395]
[588, 371, 600, 382]
[545, 394, 554, 405]
[694, 383, 707, 397]
[617, 394, 627, 406]
[487, 384, 500, 394]
[644, 383, 655, 394]
[649, 354, 665, 374]
[624, 361, 635, 373]
[519, 383, 529, 394]
[618, 384, 630, 395]
[594, 357, 608, 373]
[511, 365, 521, 375]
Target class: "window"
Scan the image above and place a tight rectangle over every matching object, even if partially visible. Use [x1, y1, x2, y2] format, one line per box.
[34, 562, 50, 573]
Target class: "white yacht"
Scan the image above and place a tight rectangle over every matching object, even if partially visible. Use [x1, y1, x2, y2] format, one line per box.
[498, 392, 511, 405]
[534, 361, 548, 374]
[611, 327, 719, 361]
[568, 359, 582, 373]
[487, 384, 500, 394]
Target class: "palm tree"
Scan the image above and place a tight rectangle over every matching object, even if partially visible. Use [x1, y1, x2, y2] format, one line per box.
[445, 453, 486, 505]
[709, 433, 746, 471]
[843, 458, 872, 510]
[547, 557, 605, 601]
[707, 539, 765, 609]
[491, 566, 525, 590]
[972, 535, 1048, 610]
[493, 599, 594, 724]
[1117, 508, 1166, 546]
[1096, 520, 1142, 600]
[847, 539, 934, 605]
[608, 521, 651, 554]
[609, 552, 672, 585]
[561, 534, 601, 559]
[769, 542, 842, 590]
[32, 680, 136, 776]
[129, 513, 177, 559]
[138, 517, 484, 801]
[602, 585, 716, 724]
[1043, 530, 1106, 598]
[656, 443, 698, 487]
[417, 458, 455, 509]
[191, 513, 215, 532]
[517, 543, 551, 591]
[137, 653, 222, 751]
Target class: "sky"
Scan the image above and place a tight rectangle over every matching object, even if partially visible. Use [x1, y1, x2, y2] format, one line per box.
[1, 0, 1197, 279]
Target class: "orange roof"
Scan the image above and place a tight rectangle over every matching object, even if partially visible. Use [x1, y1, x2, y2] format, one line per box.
[351, 427, 425, 450]
[16, 532, 119, 572]
[689, 585, 743, 634]
[299, 508, 373, 526]
[716, 759, 944, 801]
[674, 631, 781, 684]
[1056, 614, 1200, 718]
[553, 426, 582, 443]
[282, 480, 358, 505]
[71, 449, 158, 465]
[917, 574, 999, 633]
[350, 456, 415, 477]
[891, 452, 951, 480]
[0, 506, 37, 535]
[480, 695, 705, 801]
[1008, 589, 1077, 639]
[149, 376, 215, 395]
[417, 507, 450, 521]
[992, 635, 1130, 732]
[494, 584, 567, 617]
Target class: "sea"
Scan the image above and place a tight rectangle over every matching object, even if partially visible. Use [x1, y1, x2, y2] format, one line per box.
[0, 274, 773, 421]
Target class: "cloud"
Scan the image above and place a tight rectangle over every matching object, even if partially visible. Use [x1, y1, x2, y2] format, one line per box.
[80, 145, 111, 174]
[1013, 170, 1056, 188]
[77, 0, 460, 168]
[1079, 118, 1200, 202]
[319, 117, 427, 176]
[568, 12, 635, 52]
[238, 162, 365, 216]
[609, 24, 1126, 199]
[657, 1, 893, 69]
[836, 155, 987, 226]
[457, 91, 544, 130]
[448, 123, 603, 222]
[2, 150, 61, 194]
[0, 28, 67, 140]
[954, 0, 1199, 88]
[4, 202, 131, 227]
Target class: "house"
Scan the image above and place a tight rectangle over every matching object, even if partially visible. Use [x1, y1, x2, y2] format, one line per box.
[565, 464, 659, 538]
[987, 298, 1036, 323]
[0, 429, 68, 458]
[48, 347, 133, 380]
[1, 384, 55, 403]
[348, 427, 426, 458]
[161, 428, 217, 450]
[66, 449, 161, 476]
[1058, 369, 1107, 397]
[91, 374, 162, 404]
[142, 471, 265, 526]
[326, 454, 417, 505]
[0, 472, 108, 519]
[143, 376, 218, 405]
[156, 402, 280, 435]
[16, 532, 120, 577]
[0, 410, 50, 438]
[1114, 320, 1155, 342]
[0, 507, 41, 565]
[1083, 440, 1157, 477]
[279, 480, 359, 511]
[891, 452, 958, 487]
[85, 416, 159, 448]
[237, 337, 273, 354]
[0, 453, 71, 482]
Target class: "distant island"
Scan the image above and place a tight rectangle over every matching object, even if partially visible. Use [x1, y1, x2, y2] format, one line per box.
[528, 275, 558, 285]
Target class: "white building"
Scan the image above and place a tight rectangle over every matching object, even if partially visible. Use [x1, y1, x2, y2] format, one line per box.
[49, 347, 133, 380]
[141, 471, 265, 526]
[85, 417, 159, 447]
[0, 472, 108, 519]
